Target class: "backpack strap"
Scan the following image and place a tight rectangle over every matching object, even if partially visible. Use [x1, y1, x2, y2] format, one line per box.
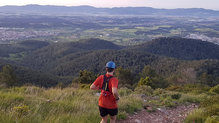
[102, 75, 113, 92]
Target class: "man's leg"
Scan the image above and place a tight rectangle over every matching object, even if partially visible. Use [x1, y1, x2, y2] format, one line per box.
[100, 115, 108, 123]
[110, 115, 116, 123]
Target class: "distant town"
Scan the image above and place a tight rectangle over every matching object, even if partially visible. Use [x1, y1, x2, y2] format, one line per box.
[0, 28, 58, 42]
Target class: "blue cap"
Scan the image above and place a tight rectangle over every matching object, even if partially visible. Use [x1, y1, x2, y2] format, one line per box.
[106, 61, 116, 69]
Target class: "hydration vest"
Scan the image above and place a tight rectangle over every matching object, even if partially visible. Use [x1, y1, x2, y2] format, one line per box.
[101, 75, 113, 96]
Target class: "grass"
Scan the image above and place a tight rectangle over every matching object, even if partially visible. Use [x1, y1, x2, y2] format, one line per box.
[0, 86, 143, 123]
[1, 84, 218, 123]
[184, 86, 219, 123]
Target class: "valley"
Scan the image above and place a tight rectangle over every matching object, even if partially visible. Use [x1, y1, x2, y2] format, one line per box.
[0, 5, 219, 123]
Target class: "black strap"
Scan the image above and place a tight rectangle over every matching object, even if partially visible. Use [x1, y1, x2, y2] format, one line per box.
[102, 75, 113, 92]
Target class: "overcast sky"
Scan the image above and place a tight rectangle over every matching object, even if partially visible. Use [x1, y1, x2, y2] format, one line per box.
[0, 0, 219, 10]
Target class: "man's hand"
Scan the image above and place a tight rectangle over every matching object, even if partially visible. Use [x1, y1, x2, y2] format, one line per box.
[112, 87, 119, 102]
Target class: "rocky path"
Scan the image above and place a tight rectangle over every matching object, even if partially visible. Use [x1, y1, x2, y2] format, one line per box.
[118, 104, 198, 123]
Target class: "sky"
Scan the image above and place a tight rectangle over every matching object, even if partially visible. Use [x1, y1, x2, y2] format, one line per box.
[0, 0, 219, 10]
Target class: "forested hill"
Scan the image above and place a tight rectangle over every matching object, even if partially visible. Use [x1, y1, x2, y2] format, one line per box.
[19, 38, 122, 71]
[17, 38, 219, 83]
[1, 38, 219, 87]
[0, 40, 50, 57]
[129, 37, 219, 60]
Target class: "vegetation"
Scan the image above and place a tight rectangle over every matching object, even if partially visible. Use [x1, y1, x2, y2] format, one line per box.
[185, 94, 219, 123]
[0, 86, 142, 123]
[138, 66, 169, 89]
[0, 9, 219, 123]
[0, 37, 218, 88]
[0, 65, 18, 87]
[130, 37, 219, 60]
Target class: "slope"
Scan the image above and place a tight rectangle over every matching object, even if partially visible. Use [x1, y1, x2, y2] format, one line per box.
[129, 37, 219, 60]
[20, 38, 122, 71]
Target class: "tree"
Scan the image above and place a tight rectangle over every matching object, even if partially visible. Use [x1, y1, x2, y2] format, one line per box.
[138, 66, 169, 89]
[77, 70, 97, 84]
[138, 77, 152, 87]
[115, 67, 134, 87]
[0, 65, 18, 87]
[140, 66, 157, 78]
[199, 72, 213, 86]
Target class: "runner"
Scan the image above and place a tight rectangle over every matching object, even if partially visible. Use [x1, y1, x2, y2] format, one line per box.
[90, 61, 119, 123]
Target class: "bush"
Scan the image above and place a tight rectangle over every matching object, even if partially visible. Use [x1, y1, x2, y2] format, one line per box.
[171, 93, 181, 100]
[209, 84, 219, 94]
[117, 111, 128, 120]
[153, 88, 166, 95]
[134, 85, 153, 96]
[119, 94, 143, 114]
[185, 109, 206, 123]
[166, 85, 182, 91]
[161, 97, 176, 107]
[77, 70, 97, 84]
[201, 95, 219, 108]
[119, 87, 133, 97]
[205, 116, 219, 123]
[79, 84, 91, 89]
[13, 105, 30, 118]
[179, 94, 205, 103]
[166, 84, 210, 94]
[205, 104, 219, 116]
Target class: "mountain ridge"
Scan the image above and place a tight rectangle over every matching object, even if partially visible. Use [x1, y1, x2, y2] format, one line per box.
[0, 4, 219, 17]
[1, 37, 219, 87]
[129, 37, 219, 60]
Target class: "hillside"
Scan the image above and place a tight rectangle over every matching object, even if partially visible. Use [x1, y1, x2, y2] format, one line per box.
[129, 37, 219, 60]
[20, 38, 122, 71]
[0, 38, 219, 87]
[1, 5, 219, 17]
[0, 60, 59, 87]
[0, 40, 50, 57]
[11, 38, 218, 87]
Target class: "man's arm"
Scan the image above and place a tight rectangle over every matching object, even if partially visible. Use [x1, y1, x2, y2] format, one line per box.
[112, 87, 119, 100]
[90, 84, 99, 90]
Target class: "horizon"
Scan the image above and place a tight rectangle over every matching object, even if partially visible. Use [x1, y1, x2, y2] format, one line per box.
[0, 4, 219, 11]
[0, 0, 219, 11]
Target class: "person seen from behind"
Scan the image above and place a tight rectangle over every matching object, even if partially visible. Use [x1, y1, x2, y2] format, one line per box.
[90, 61, 119, 123]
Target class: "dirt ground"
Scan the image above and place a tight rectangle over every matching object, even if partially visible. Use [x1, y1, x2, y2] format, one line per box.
[117, 104, 198, 123]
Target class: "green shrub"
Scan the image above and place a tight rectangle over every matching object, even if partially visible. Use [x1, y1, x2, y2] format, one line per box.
[179, 94, 205, 103]
[117, 111, 128, 120]
[205, 116, 219, 123]
[119, 87, 133, 97]
[138, 77, 151, 87]
[119, 95, 142, 114]
[205, 104, 219, 116]
[166, 85, 182, 91]
[201, 95, 219, 108]
[79, 84, 91, 89]
[13, 105, 30, 118]
[134, 85, 153, 96]
[166, 84, 210, 94]
[153, 88, 166, 95]
[161, 96, 176, 107]
[209, 84, 219, 94]
[171, 93, 181, 100]
[185, 109, 206, 123]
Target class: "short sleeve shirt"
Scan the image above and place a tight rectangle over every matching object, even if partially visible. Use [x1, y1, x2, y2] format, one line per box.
[93, 74, 118, 109]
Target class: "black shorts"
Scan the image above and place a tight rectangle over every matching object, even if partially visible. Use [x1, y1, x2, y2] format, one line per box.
[99, 106, 118, 117]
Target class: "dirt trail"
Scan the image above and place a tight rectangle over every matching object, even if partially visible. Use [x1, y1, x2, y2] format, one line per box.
[118, 104, 198, 123]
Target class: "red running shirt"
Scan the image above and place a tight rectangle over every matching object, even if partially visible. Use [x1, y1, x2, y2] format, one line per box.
[93, 74, 118, 109]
